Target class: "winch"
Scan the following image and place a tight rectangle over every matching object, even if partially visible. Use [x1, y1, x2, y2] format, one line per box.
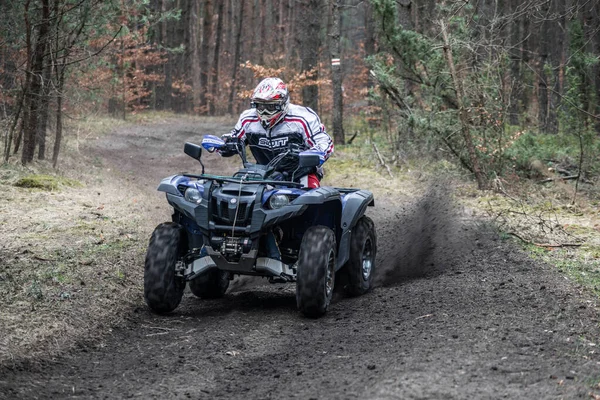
[211, 236, 252, 261]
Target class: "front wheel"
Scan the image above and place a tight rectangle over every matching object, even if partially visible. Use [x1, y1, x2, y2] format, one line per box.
[189, 269, 230, 299]
[342, 216, 377, 296]
[144, 222, 187, 313]
[296, 226, 336, 318]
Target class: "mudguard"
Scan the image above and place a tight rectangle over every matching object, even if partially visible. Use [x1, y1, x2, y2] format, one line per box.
[336, 190, 374, 270]
[291, 186, 341, 205]
[157, 175, 182, 196]
[166, 193, 198, 222]
[158, 176, 202, 220]
[340, 190, 374, 229]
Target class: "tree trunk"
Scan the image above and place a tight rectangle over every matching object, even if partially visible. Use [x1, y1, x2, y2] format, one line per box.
[581, 8, 594, 123]
[594, 1, 600, 134]
[251, 0, 259, 62]
[537, 0, 561, 134]
[264, 0, 273, 60]
[199, 0, 212, 111]
[4, 88, 25, 162]
[16, 0, 32, 157]
[440, 21, 486, 190]
[299, 0, 322, 110]
[120, 36, 126, 119]
[190, 0, 201, 111]
[22, 0, 50, 165]
[14, 119, 25, 154]
[177, 0, 190, 113]
[397, 0, 411, 28]
[538, 35, 549, 131]
[546, 0, 565, 134]
[257, 0, 265, 65]
[285, 0, 296, 67]
[329, 0, 344, 144]
[37, 53, 53, 160]
[227, 0, 244, 114]
[52, 69, 65, 169]
[364, 1, 376, 89]
[520, 5, 533, 126]
[507, 0, 521, 126]
[210, 0, 224, 115]
[226, 0, 233, 59]
[162, 0, 173, 110]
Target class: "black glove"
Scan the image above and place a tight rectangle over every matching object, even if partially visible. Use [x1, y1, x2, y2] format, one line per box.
[218, 133, 239, 157]
[221, 133, 237, 143]
[288, 142, 303, 155]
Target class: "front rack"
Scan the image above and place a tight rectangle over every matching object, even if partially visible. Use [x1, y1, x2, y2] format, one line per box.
[182, 172, 304, 188]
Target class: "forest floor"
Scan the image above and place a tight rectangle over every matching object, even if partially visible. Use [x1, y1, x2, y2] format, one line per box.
[2, 115, 600, 399]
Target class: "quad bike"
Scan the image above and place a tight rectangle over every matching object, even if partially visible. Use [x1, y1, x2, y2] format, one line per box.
[144, 135, 376, 318]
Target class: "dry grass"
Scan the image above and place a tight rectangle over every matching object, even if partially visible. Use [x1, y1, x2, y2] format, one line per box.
[323, 141, 432, 203]
[0, 116, 167, 368]
[457, 172, 600, 298]
[465, 176, 600, 247]
[0, 178, 150, 365]
[0, 112, 237, 368]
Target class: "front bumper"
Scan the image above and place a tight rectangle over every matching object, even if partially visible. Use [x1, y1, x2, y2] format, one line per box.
[179, 248, 295, 280]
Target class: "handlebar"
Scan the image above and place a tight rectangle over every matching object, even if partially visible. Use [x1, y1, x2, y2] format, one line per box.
[200, 134, 323, 182]
[203, 134, 303, 171]
[202, 134, 249, 164]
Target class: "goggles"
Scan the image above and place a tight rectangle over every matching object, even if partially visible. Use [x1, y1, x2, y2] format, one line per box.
[251, 101, 284, 113]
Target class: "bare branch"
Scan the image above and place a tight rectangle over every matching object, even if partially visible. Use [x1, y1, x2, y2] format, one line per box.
[60, 26, 122, 68]
[507, 232, 582, 248]
[372, 143, 394, 178]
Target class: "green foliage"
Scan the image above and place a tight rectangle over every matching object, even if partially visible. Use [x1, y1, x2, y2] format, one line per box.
[367, 0, 600, 183]
[503, 130, 600, 177]
[490, 19, 600, 179]
[544, 247, 600, 299]
[369, 0, 513, 181]
[368, 0, 450, 155]
[369, 0, 445, 86]
[0, 2, 26, 51]
[14, 174, 82, 191]
[560, 20, 598, 134]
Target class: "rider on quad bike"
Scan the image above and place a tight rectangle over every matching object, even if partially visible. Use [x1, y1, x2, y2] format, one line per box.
[219, 77, 334, 189]
[144, 78, 376, 319]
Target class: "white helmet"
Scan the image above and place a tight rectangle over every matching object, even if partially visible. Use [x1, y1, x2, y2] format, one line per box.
[251, 77, 290, 129]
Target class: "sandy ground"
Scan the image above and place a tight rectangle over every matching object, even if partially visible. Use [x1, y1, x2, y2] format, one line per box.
[2, 117, 600, 399]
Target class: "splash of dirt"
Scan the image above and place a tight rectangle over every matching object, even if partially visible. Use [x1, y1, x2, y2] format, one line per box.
[374, 182, 473, 285]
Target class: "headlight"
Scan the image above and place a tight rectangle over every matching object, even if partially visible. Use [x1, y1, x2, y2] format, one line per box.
[269, 194, 290, 209]
[184, 188, 202, 204]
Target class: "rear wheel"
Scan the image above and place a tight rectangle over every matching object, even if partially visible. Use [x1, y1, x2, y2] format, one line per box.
[189, 270, 230, 299]
[343, 216, 377, 296]
[296, 226, 336, 318]
[144, 222, 187, 313]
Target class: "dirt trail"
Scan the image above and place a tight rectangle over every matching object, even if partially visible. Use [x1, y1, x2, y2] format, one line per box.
[2, 118, 600, 399]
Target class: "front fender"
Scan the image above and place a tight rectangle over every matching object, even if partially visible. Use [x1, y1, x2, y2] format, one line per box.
[337, 190, 374, 269]
[157, 175, 181, 196]
[292, 186, 341, 205]
[158, 175, 204, 196]
[341, 190, 374, 230]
